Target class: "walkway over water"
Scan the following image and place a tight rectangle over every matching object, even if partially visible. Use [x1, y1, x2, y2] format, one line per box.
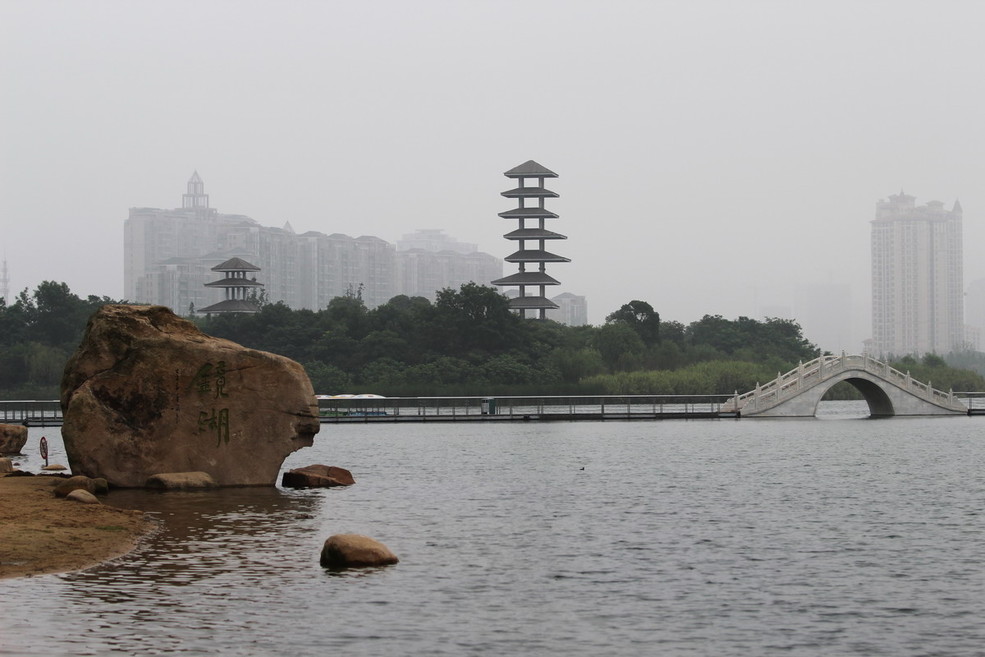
[316, 395, 734, 422]
[723, 353, 972, 417]
[0, 396, 736, 425]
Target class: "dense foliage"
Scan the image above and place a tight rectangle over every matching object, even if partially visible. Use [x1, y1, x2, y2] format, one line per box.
[2, 281, 982, 399]
[0, 282, 118, 398]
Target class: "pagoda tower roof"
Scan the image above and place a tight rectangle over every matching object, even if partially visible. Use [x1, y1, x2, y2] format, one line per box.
[505, 249, 571, 263]
[498, 207, 559, 219]
[503, 228, 567, 241]
[507, 296, 559, 310]
[504, 160, 558, 178]
[501, 186, 559, 199]
[491, 271, 561, 286]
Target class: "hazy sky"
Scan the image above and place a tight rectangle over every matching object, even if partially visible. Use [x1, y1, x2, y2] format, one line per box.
[2, 0, 983, 343]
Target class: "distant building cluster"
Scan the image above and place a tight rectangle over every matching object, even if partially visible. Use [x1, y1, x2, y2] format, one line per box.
[870, 191, 964, 356]
[124, 174, 504, 315]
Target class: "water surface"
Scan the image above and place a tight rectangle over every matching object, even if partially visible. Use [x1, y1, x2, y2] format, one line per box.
[2, 403, 983, 656]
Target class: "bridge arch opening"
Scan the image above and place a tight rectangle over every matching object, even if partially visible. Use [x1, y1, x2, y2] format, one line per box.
[819, 377, 895, 417]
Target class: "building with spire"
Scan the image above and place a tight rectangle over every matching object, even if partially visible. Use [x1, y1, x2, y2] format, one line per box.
[492, 160, 570, 319]
[870, 191, 964, 356]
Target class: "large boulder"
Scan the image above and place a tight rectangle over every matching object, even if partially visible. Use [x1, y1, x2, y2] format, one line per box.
[0, 423, 28, 454]
[282, 464, 354, 488]
[320, 534, 399, 569]
[60, 305, 320, 488]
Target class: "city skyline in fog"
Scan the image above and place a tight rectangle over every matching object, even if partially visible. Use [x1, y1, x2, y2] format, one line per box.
[3, 1, 985, 351]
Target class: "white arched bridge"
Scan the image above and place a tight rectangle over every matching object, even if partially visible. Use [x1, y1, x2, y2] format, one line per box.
[723, 353, 970, 418]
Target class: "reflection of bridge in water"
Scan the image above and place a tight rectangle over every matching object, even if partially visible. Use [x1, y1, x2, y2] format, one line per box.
[724, 353, 972, 418]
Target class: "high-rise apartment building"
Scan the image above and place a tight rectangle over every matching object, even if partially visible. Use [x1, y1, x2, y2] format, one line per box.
[870, 191, 964, 356]
[395, 229, 503, 301]
[124, 174, 502, 314]
[546, 292, 588, 326]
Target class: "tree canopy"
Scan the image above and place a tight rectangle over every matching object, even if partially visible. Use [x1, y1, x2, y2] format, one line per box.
[2, 281, 981, 399]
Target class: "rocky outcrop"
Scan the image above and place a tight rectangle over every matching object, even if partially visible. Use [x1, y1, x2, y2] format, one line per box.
[0, 424, 28, 454]
[60, 305, 320, 488]
[145, 472, 218, 490]
[282, 464, 354, 488]
[0, 457, 13, 473]
[320, 534, 399, 568]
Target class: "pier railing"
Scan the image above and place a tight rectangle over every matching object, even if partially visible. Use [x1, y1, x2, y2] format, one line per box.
[316, 394, 736, 422]
[0, 400, 64, 426]
[1, 395, 736, 425]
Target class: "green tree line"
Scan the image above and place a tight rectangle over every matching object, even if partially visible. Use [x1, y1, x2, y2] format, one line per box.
[2, 281, 982, 399]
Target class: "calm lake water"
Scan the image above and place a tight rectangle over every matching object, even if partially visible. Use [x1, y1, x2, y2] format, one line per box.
[3, 402, 984, 656]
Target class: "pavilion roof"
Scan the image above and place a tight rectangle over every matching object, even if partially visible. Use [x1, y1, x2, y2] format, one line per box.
[507, 296, 559, 310]
[211, 257, 261, 272]
[198, 299, 261, 314]
[204, 278, 264, 288]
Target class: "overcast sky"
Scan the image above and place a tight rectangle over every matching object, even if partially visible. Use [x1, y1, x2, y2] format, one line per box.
[2, 0, 983, 344]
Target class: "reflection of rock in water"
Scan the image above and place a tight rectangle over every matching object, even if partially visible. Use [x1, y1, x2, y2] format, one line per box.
[76, 486, 325, 594]
[282, 464, 355, 488]
[60, 305, 320, 488]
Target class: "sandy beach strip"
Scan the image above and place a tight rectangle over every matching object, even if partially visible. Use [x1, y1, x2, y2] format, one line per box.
[0, 474, 155, 579]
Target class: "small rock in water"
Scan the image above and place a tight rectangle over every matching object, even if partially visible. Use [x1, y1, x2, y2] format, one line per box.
[320, 534, 399, 569]
[42, 464, 67, 471]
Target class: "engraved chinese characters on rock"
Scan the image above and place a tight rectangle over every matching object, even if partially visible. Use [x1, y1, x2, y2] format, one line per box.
[191, 361, 231, 446]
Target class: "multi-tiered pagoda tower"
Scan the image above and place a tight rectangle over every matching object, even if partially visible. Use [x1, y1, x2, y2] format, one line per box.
[492, 160, 570, 319]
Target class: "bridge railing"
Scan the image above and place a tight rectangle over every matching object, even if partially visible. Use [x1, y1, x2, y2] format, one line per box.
[727, 353, 964, 413]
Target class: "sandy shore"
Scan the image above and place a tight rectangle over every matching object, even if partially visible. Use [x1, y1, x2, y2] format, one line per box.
[0, 474, 155, 579]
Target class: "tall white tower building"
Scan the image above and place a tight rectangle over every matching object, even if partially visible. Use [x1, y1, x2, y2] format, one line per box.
[870, 191, 964, 356]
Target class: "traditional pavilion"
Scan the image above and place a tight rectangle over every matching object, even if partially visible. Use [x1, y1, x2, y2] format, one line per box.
[491, 160, 570, 319]
[199, 257, 264, 314]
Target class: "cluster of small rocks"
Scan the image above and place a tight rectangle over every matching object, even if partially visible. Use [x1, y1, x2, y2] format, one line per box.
[52, 475, 110, 505]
